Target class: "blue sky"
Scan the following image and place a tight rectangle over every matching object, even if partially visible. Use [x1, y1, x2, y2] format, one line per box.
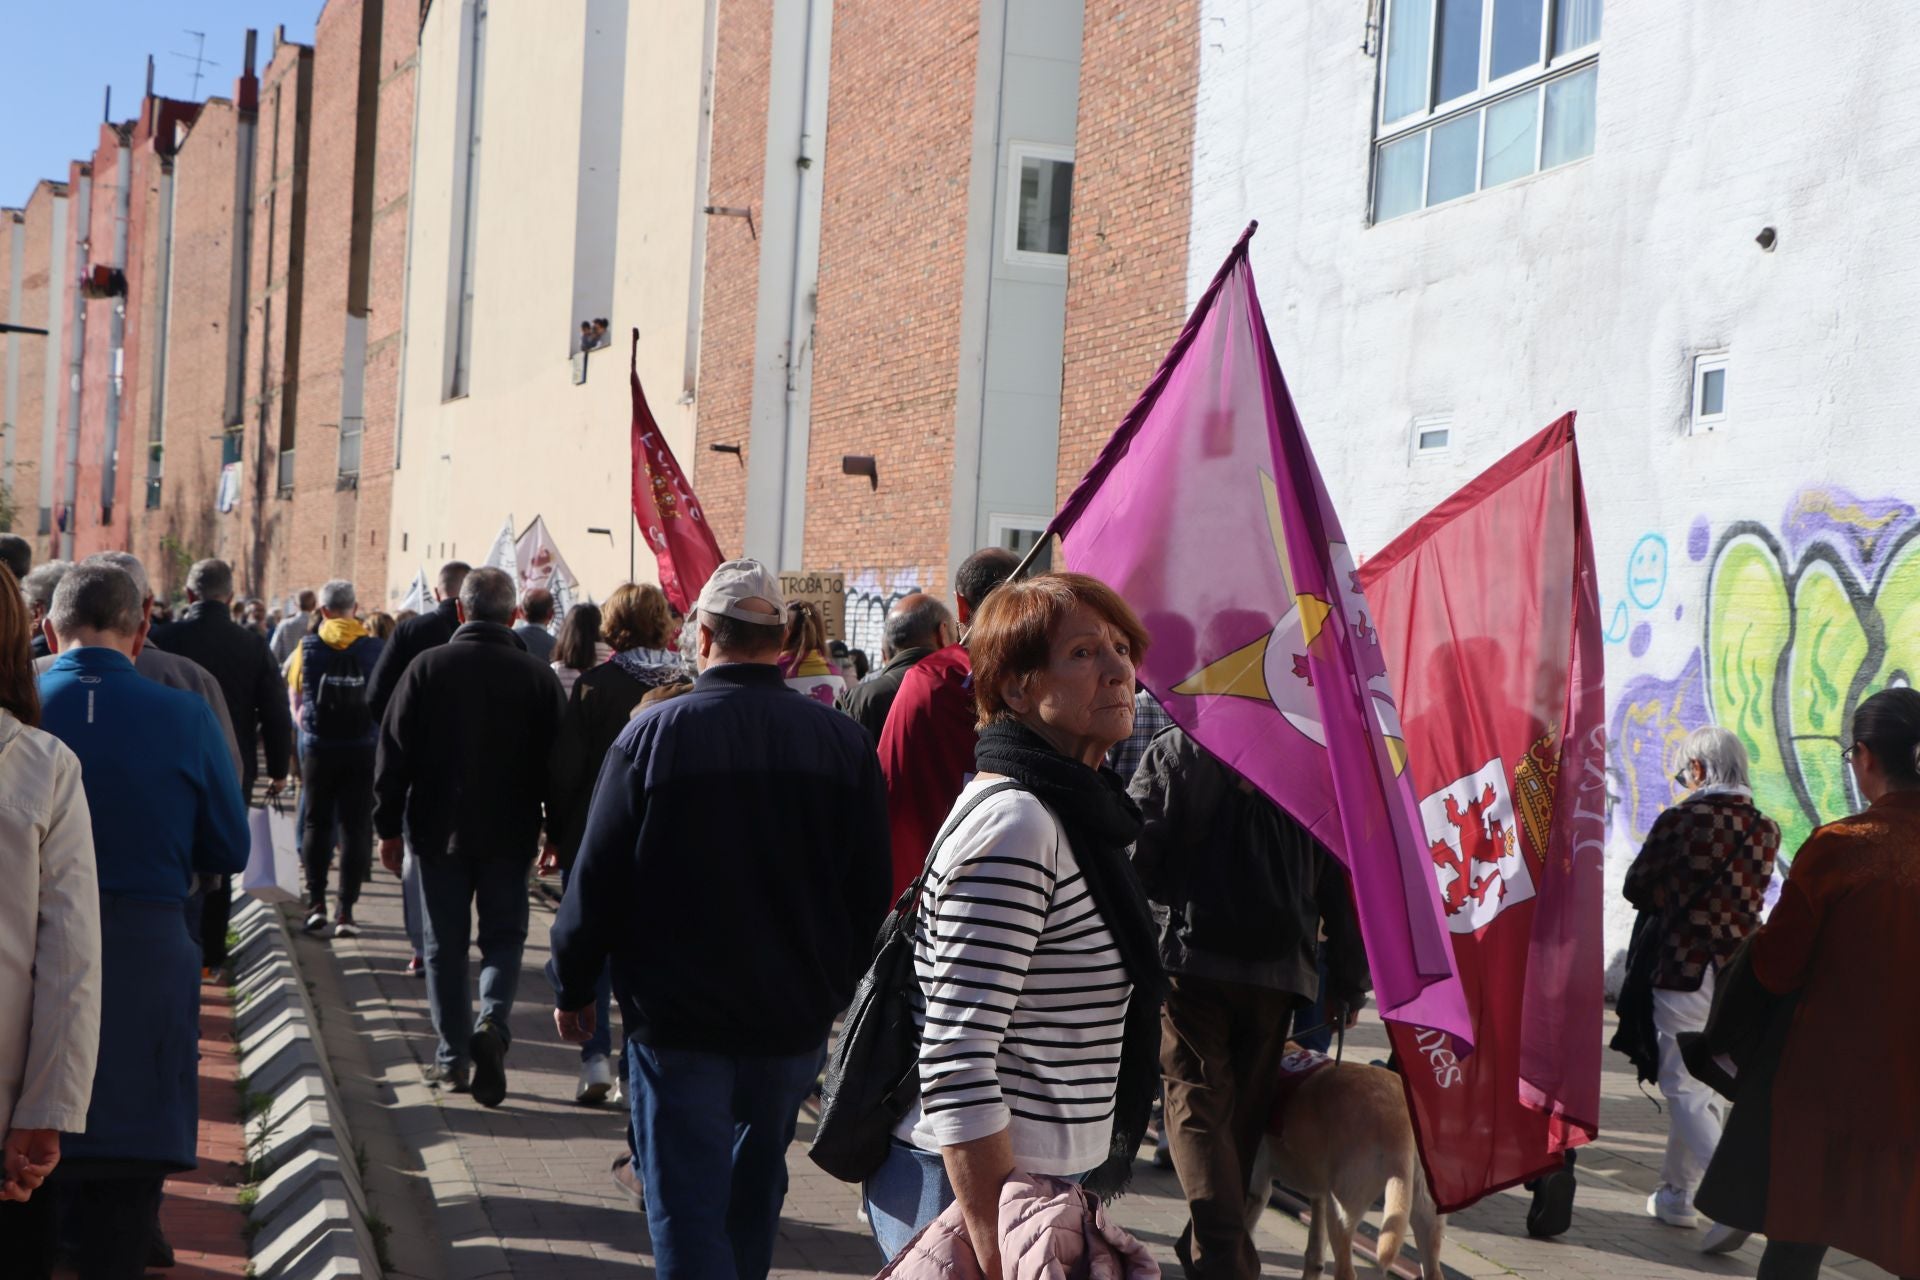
[0, 1, 319, 207]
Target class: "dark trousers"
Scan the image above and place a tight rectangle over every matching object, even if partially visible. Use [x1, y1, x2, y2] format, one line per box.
[417, 853, 531, 1069]
[301, 748, 374, 913]
[1162, 973, 1300, 1280]
[0, 1172, 165, 1280]
[627, 1041, 826, 1280]
[198, 875, 233, 968]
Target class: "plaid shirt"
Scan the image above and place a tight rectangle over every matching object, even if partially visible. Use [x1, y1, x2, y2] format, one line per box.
[1624, 790, 1780, 991]
[1106, 689, 1173, 783]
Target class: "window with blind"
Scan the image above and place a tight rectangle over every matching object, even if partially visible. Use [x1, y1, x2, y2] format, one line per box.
[1372, 0, 1600, 223]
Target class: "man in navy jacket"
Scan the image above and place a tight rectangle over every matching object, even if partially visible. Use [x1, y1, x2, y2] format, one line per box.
[35, 563, 247, 1276]
[550, 560, 889, 1279]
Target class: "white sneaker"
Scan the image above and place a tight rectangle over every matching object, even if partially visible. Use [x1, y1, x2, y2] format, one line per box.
[576, 1054, 614, 1105]
[1699, 1222, 1750, 1254]
[1647, 1184, 1698, 1229]
[303, 908, 329, 934]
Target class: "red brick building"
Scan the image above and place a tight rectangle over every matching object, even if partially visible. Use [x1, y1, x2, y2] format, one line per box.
[692, 2, 1200, 653]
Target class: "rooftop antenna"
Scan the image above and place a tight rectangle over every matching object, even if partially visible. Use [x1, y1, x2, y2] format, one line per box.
[171, 30, 216, 99]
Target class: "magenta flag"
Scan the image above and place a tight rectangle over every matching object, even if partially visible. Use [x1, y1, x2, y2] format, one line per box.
[1049, 224, 1470, 1042]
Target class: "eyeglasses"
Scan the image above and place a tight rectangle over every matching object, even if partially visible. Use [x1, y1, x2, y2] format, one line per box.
[1842, 743, 1861, 764]
[1672, 764, 1694, 787]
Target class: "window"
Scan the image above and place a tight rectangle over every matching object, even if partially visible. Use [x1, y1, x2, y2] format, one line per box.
[1373, 0, 1600, 222]
[1691, 353, 1728, 434]
[1410, 414, 1453, 459]
[989, 514, 1053, 571]
[1006, 143, 1073, 266]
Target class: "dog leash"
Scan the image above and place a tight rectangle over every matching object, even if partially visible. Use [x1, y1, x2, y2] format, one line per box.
[1285, 1019, 1348, 1064]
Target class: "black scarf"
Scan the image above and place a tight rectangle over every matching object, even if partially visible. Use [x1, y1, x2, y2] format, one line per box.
[974, 719, 1166, 1201]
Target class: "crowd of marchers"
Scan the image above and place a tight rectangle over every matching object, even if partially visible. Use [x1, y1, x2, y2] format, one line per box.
[0, 526, 1916, 1280]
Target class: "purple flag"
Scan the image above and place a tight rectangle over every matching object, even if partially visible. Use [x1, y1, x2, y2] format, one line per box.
[1049, 224, 1470, 1043]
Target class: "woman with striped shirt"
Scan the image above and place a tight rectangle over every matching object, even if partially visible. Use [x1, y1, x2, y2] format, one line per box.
[864, 573, 1166, 1270]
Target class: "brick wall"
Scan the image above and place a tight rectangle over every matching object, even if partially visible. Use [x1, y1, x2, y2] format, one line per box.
[690, 0, 772, 560]
[286, 0, 378, 600]
[68, 124, 130, 560]
[236, 38, 314, 600]
[353, 0, 417, 606]
[800, 2, 980, 602]
[1055, 0, 1200, 502]
[136, 100, 247, 586]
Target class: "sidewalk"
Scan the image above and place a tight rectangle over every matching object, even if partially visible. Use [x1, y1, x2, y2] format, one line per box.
[162, 975, 250, 1279]
[312, 870, 1890, 1280]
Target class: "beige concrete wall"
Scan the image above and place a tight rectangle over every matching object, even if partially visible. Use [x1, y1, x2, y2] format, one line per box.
[387, 0, 706, 607]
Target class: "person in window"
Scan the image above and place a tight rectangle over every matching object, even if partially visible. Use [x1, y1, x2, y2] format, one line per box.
[1622, 726, 1778, 1249]
[863, 572, 1164, 1268]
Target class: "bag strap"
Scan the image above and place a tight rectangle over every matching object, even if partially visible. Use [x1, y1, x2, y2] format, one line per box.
[902, 780, 1021, 921]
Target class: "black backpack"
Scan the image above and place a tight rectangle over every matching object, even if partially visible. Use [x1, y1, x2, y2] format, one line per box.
[304, 636, 374, 740]
[809, 781, 1018, 1183]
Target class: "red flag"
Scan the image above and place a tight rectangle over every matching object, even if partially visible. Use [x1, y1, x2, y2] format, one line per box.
[630, 330, 723, 612]
[1356, 415, 1607, 1213]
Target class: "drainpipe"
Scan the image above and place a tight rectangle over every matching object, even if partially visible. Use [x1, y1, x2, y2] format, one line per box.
[146, 151, 177, 521]
[775, 0, 831, 568]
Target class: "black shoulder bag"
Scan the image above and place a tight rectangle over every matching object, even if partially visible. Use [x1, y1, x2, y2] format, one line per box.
[809, 781, 1018, 1183]
[1610, 849, 1738, 1088]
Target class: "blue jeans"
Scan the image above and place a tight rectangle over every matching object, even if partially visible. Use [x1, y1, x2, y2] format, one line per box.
[417, 853, 530, 1069]
[862, 1138, 1087, 1261]
[558, 866, 613, 1062]
[626, 1041, 825, 1280]
[863, 1139, 954, 1260]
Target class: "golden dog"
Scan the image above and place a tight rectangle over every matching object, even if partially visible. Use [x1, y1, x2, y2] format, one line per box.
[1257, 1057, 1446, 1280]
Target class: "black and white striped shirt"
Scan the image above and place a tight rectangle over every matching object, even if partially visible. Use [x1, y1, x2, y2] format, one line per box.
[896, 777, 1130, 1174]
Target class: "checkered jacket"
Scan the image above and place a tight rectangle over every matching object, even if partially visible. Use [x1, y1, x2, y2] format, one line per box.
[1623, 792, 1780, 991]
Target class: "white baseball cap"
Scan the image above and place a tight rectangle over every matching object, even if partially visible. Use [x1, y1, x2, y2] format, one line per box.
[694, 559, 787, 627]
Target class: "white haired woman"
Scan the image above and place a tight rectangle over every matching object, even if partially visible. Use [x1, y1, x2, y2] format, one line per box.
[1623, 725, 1779, 1248]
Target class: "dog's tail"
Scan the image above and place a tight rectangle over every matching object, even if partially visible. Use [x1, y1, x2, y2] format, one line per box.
[1376, 1169, 1414, 1272]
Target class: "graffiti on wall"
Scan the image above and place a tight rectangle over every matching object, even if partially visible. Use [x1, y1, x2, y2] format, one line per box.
[843, 567, 927, 659]
[1608, 485, 1920, 859]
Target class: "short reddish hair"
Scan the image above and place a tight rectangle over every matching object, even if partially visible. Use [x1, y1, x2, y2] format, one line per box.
[969, 572, 1149, 730]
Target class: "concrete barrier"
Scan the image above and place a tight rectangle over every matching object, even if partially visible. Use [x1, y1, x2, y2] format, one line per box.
[228, 897, 383, 1278]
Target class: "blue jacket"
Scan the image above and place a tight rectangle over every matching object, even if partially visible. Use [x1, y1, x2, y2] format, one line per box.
[548, 662, 891, 1055]
[39, 647, 250, 903]
[39, 646, 249, 1169]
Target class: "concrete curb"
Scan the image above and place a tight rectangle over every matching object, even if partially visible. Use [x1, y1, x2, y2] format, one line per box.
[228, 896, 383, 1279]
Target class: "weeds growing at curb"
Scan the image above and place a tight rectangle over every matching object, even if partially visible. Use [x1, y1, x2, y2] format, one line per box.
[366, 1214, 395, 1271]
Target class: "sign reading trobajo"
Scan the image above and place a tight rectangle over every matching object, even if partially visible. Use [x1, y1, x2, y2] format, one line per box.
[779, 572, 847, 644]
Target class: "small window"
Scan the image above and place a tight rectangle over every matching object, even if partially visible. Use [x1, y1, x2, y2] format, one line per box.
[1411, 414, 1453, 459]
[1691, 353, 1728, 434]
[1006, 143, 1074, 266]
[989, 514, 1053, 571]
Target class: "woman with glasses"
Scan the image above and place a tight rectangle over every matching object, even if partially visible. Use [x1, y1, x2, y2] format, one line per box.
[1623, 725, 1779, 1249]
[1705, 688, 1920, 1280]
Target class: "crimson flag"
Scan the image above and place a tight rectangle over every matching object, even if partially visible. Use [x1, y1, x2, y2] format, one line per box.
[630, 330, 723, 612]
[1356, 415, 1607, 1212]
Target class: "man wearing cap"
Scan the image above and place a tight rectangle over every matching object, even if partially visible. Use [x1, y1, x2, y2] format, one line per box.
[549, 559, 890, 1279]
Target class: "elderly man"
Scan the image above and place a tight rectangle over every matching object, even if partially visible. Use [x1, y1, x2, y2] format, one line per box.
[365, 561, 470, 971]
[514, 587, 557, 663]
[34, 563, 248, 1277]
[21, 560, 71, 661]
[286, 580, 385, 937]
[550, 559, 889, 1279]
[376, 567, 564, 1107]
[876, 545, 1018, 894]
[152, 560, 296, 971]
[33, 553, 243, 783]
[837, 592, 953, 746]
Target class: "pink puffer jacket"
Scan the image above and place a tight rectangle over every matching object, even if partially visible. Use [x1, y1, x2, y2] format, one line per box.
[877, 1171, 1160, 1280]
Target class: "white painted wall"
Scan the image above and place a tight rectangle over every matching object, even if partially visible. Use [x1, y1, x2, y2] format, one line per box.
[391, 0, 705, 605]
[1190, 0, 1920, 974]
